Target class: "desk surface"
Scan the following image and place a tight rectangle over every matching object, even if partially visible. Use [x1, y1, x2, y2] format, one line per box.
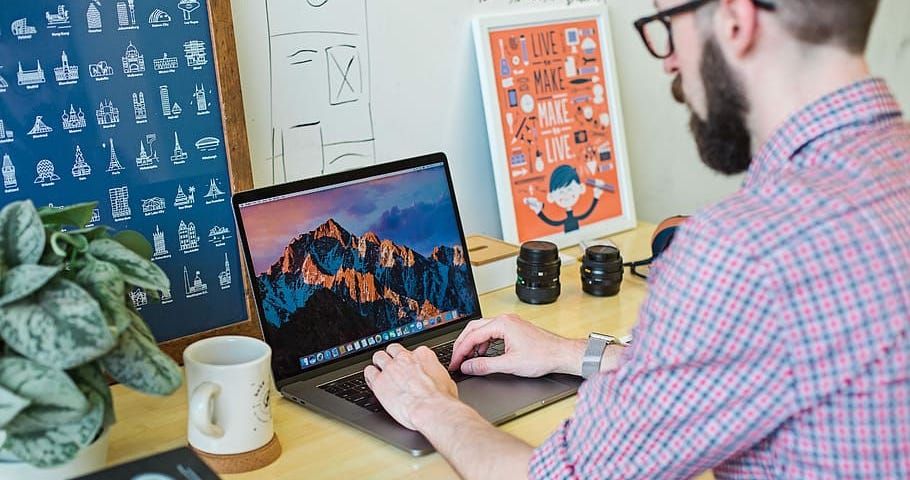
[109, 223, 708, 479]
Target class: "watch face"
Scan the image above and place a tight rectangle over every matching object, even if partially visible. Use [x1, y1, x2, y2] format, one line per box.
[520, 94, 535, 113]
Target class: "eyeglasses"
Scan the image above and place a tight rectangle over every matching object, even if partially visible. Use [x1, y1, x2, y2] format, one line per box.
[634, 0, 776, 59]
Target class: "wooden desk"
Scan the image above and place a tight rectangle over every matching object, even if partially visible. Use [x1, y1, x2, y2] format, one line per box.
[108, 223, 692, 479]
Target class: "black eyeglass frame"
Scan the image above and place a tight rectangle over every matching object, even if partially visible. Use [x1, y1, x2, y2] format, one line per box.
[633, 0, 776, 59]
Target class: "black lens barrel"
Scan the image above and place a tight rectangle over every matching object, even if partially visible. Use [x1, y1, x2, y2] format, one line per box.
[516, 241, 561, 304]
[580, 245, 623, 297]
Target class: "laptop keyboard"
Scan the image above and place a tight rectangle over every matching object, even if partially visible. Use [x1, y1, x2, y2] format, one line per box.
[318, 339, 505, 412]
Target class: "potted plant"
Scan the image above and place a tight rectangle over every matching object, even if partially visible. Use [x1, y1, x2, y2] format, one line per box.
[0, 200, 183, 476]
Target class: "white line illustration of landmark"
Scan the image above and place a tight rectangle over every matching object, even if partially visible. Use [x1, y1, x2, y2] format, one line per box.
[117, 1, 137, 28]
[71, 146, 91, 178]
[2, 154, 17, 190]
[203, 178, 226, 202]
[218, 253, 232, 289]
[149, 8, 172, 25]
[109, 186, 131, 219]
[195, 136, 220, 152]
[178, 0, 200, 21]
[28, 116, 53, 135]
[54, 51, 79, 83]
[184, 40, 208, 67]
[133, 92, 147, 121]
[142, 197, 166, 215]
[105, 138, 125, 173]
[0, 71, 7, 89]
[130, 288, 148, 308]
[89, 60, 114, 78]
[17, 61, 46, 86]
[46, 5, 71, 27]
[209, 225, 232, 244]
[178, 220, 200, 252]
[266, 0, 375, 182]
[153, 225, 170, 257]
[0, 119, 13, 141]
[62, 105, 86, 131]
[171, 132, 188, 163]
[34, 159, 61, 184]
[136, 134, 159, 168]
[12, 18, 37, 37]
[161, 288, 172, 302]
[122, 42, 145, 74]
[184, 266, 207, 297]
[87, 1, 102, 31]
[96, 100, 120, 126]
[154, 53, 179, 72]
[90, 208, 101, 223]
[174, 184, 195, 208]
[194, 84, 209, 113]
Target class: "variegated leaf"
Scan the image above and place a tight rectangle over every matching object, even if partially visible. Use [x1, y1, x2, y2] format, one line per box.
[0, 200, 45, 267]
[70, 362, 115, 428]
[100, 322, 182, 396]
[0, 357, 87, 411]
[0, 264, 63, 307]
[0, 385, 29, 428]
[87, 239, 170, 291]
[2, 390, 104, 467]
[74, 258, 131, 336]
[113, 230, 153, 260]
[0, 279, 115, 369]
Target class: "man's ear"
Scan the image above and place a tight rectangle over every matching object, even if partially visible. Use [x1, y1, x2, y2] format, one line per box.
[546, 192, 555, 203]
[717, 0, 759, 58]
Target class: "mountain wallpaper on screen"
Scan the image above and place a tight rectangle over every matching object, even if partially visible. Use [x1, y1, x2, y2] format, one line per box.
[257, 218, 476, 378]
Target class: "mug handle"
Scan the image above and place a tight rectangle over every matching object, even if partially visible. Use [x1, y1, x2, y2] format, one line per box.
[189, 382, 225, 438]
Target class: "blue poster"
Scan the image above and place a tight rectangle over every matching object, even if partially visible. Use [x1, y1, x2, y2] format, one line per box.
[0, 1, 246, 341]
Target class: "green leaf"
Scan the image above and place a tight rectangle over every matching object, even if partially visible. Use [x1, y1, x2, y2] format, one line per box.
[66, 225, 112, 242]
[0, 200, 45, 267]
[87, 239, 170, 291]
[100, 322, 182, 396]
[36, 202, 97, 229]
[113, 230, 153, 260]
[2, 390, 104, 467]
[0, 357, 88, 412]
[70, 362, 115, 428]
[0, 385, 30, 429]
[0, 264, 63, 307]
[0, 278, 115, 370]
[48, 231, 89, 258]
[74, 258, 131, 336]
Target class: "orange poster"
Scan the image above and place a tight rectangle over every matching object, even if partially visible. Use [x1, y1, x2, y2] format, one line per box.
[487, 19, 625, 243]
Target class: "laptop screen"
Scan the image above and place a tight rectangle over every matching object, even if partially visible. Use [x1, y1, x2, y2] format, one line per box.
[233, 154, 481, 381]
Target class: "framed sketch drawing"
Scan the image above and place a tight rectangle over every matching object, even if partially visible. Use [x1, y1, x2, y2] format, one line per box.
[473, 7, 636, 247]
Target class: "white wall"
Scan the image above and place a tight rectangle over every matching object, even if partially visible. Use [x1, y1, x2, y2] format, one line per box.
[230, 0, 910, 237]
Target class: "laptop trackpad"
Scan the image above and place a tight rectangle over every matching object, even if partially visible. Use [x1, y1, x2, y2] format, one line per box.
[458, 374, 574, 424]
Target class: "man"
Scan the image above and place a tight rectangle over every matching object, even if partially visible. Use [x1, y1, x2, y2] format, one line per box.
[365, 0, 910, 478]
[524, 164, 605, 233]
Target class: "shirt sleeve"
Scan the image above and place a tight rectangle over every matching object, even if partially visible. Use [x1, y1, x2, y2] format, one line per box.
[529, 216, 798, 479]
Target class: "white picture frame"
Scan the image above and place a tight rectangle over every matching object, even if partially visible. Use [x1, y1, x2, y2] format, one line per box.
[473, 6, 636, 248]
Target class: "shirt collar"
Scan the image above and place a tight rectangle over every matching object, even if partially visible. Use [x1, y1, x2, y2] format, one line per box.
[745, 78, 903, 187]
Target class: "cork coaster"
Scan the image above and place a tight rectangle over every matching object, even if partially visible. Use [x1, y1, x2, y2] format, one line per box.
[191, 434, 282, 474]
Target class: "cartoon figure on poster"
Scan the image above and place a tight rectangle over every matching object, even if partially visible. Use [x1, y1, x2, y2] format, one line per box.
[523, 164, 605, 233]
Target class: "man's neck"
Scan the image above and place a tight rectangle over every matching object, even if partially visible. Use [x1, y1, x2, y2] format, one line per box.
[745, 44, 871, 148]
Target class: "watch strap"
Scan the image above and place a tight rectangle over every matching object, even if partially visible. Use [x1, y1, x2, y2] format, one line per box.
[581, 333, 615, 379]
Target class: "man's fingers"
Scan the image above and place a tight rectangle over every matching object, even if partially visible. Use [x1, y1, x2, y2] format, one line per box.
[461, 355, 512, 376]
[451, 326, 502, 369]
[386, 343, 406, 357]
[372, 350, 391, 369]
[363, 365, 379, 388]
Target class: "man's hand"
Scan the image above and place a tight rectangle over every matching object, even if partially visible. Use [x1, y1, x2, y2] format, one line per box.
[450, 313, 586, 377]
[364, 343, 457, 431]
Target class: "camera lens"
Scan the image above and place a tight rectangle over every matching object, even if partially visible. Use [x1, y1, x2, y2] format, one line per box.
[516, 241, 561, 304]
[580, 245, 623, 297]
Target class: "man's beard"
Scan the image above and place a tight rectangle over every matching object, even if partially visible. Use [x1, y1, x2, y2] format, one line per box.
[679, 38, 753, 175]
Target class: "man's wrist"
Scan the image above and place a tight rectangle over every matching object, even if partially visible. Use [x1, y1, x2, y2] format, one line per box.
[556, 338, 588, 376]
[411, 395, 480, 435]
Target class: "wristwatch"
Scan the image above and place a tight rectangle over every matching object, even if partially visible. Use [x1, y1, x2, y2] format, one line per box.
[581, 332, 616, 379]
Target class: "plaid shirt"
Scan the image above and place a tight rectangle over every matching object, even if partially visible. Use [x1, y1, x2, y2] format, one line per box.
[529, 78, 910, 479]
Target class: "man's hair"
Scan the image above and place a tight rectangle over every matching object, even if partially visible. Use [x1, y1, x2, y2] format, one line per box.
[775, 0, 880, 53]
[548, 165, 580, 192]
[698, 0, 880, 53]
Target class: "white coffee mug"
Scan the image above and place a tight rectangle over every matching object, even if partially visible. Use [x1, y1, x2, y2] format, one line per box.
[183, 335, 274, 455]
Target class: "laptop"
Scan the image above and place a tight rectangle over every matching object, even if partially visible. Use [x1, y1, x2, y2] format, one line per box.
[231, 152, 581, 455]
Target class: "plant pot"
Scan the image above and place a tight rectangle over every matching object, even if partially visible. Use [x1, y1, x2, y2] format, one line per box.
[0, 428, 110, 480]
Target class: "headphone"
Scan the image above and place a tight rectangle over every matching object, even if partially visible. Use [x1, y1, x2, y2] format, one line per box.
[624, 215, 688, 279]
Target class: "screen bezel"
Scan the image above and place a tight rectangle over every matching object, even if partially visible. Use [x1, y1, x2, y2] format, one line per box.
[231, 152, 483, 387]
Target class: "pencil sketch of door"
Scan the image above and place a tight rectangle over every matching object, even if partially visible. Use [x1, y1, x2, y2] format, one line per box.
[266, 0, 375, 182]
